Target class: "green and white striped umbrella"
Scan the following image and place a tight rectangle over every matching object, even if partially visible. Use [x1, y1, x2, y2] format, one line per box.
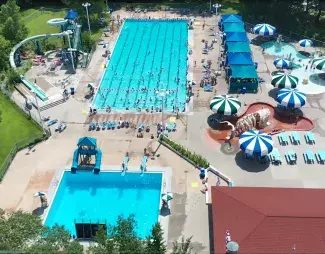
[162, 192, 173, 201]
[312, 57, 325, 70]
[271, 72, 299, 89]
[210, 95, 241, 115]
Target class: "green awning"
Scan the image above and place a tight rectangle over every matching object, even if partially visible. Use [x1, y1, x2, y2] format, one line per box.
[229, 65, 258, 79]
[223, 23, 245, 32]
[226, 42, 251, 53]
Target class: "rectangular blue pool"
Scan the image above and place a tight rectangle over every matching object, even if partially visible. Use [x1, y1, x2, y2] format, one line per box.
[93, 19, 189, 112]
[45, 171, 163, 238]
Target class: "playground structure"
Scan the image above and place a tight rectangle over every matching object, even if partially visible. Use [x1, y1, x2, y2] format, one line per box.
[71, 137, 102, 174]
[10, 9, 83, 70]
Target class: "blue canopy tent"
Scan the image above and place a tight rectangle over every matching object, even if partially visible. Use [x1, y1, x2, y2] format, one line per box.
[226, 52, 253, 66]
[219, 14, 243, 29]
[223, 23, 245, 33]
[224, 32, 249, 43]
[227, 65, 258, 93]
[65, 9, 78, 20]
[225, 42, 251, 53]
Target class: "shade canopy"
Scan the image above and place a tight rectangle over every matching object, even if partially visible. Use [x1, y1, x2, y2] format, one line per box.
[299, 39, 313, 47]
[65, 9, 78, 20]
[225, 32, 249, 42]
[271, 72, 298, 89]
[34, 191, 46, 197]
[226, 52, 253, 65]
[239, 130, 274, 157]
[229, 65, 258, 79]
[210, 95, 242, 115]
[162, 192, 173, 201]
[223, 23, 245, 32]
[221, 14, 243, 24]
[225, 42, 251, 53]
[276, 88, 306, 108]
[273, 58, 290, 69]
[312, 58, 325, 70]
[253, 24, 276, 36]
[77, 136, 97, 147]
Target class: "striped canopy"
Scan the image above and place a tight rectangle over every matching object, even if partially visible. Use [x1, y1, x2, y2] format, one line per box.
[299, 39, 313, 47]
[253, 24, 276, 36]
[210, 95, 241, 115]
[276, 88, 306, 108]
[239, 130, 274, 157]
[311, 57, 325, 70]
[273, 58, 290, 69]
[271, 72, 299, 89]
[162, 192, 173, 201]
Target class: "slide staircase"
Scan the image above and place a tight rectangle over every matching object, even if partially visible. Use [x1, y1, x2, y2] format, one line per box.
[72, 25, 82, 51]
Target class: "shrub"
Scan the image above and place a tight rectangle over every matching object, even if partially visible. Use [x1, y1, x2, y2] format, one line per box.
[160, 135, 210, 168]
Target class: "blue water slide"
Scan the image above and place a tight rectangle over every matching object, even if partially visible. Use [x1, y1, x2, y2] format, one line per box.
[71, 148, 80, 173]
[94, 148, 102, 174]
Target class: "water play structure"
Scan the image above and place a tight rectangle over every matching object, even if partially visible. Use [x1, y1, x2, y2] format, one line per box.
[71, 137, 102, 174]
[20, 75, 48, 101]
[121, 154, 129, 175]
[140, 156, 148, 175]
[10, 9, 82, 70]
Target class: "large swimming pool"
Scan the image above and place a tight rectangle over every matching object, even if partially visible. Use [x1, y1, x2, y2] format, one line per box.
[45, 171, 163, 238]
[93, 19, 188, 112]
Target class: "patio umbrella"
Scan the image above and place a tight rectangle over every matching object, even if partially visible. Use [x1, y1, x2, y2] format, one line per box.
[210, 95, 241, 116]
[161, 192, 173, 201]
[253, 23, 276, 36]
[34, 191, 46, 197]
[299, 39, 313, 48]
[273, 58, 290, 69]
[271, 72, 299, 88]
[276, 88, 306, 108]
[311, 57, 325, 70]
[239, 130, 274, 157]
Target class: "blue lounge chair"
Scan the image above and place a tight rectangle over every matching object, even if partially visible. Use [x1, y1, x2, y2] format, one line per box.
[290, 131, 301, 144]
[278, 133, 289, 145]
[285, 150, 297, 164]
[101, 122, 107, 130]
[317, 150, 325, 164]
[111, 121, 116, 129]
[305, 132, 316, 144]
[204, 85, 213, 92]
[107, 121, 112, 129]
[95, 121, 100, 131]
[270, 147, 282, 164]
[89, 122, 95, 131]
[304, 150, 315, 164]
[47, 119, 58, 126]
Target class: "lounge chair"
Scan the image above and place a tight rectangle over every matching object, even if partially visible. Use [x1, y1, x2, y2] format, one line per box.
[101, 122, 107, 130]
[107, 121, 112, 129]
[278, 133, 289, 145]
[303, 150, 315, 164]
[55, 122, 67, 132]
[89, 122, 95, 131]
[305, 132, 316, 144]
[111, 121, 116, 129]
[204, 85, 213, 92]
[317, 150, 325, 164]
[291, 131, 301, 144]
[47, 119, 58, 127]
[270, 148, 282, 165]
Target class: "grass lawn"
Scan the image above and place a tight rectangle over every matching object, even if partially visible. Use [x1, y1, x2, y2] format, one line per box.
[22, 9, 67, 36]
[0, 93, 42, 169]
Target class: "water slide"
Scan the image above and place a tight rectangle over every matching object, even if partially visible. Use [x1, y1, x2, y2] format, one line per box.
[71, 148, 80, 173]
[20, 75, 48, 101]
[94, 148, 102, 174]
[10, 32, 67, 69]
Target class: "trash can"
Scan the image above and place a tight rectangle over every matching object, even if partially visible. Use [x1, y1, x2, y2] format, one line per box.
[70, 87, 75, 95]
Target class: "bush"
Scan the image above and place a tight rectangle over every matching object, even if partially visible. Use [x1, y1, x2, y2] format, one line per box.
[160, 135, 210, 168]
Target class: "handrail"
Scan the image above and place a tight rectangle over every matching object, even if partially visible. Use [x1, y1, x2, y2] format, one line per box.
[123, 22, 155, 107]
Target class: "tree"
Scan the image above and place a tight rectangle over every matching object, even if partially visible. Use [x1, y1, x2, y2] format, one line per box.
[0, 209, 44, 251]
[25, 225, 83, 254]
[171, 236, 194, 254]
[145, 223, 166, 254]
[0, 0, 28, 44]
[5, 69, 21, 89]
[82, 31, 96, 52]
[0, 35, 10, 72]
[88, 225, 114, 254]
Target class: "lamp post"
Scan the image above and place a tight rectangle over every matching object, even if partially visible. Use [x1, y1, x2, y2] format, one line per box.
[213, 3, 221, 16]
[82, 2, 91, 33]
[64, 30, 75, 72]
[31, 89, 45, 134]
[156, 89, 170, 131]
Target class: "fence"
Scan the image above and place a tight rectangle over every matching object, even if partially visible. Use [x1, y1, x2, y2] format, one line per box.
[0, 131, 50, 182]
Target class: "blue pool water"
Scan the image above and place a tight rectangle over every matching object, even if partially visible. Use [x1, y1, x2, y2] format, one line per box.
[45, 171, 163, 238]
[93, 19, 188, 112]
[261, 41, 309, 61]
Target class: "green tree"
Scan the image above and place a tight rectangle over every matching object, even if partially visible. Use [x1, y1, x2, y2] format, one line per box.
[0, 0, 28, 44]
[0, 209, 44, 251]
[5, 69, 20, 89]
[88, 225, 115, 254]
[82, 31, 96, 52]
[0, 35, 11, 72]
[145, 223, 166, 254]
[171, 236, 194, 254]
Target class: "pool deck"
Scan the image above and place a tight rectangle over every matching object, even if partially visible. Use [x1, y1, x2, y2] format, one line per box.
[3, 9, 325, 254]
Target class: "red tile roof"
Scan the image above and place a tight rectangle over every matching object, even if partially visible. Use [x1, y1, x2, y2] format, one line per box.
[211, 187, 325, 253]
